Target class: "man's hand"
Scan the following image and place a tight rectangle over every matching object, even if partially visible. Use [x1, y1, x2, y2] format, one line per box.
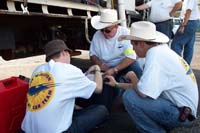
[100, 63, 110, 71]
[87, 65, 101, 74]
[104, 75, 117, 87]
[125, 71, 138, 85]
[178, 26, 185, 34]
[169, 11, 174, 17]
[104, 68, 116, 76]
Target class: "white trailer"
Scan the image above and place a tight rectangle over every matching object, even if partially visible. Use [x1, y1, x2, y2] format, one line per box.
[0, 0, 140, 60]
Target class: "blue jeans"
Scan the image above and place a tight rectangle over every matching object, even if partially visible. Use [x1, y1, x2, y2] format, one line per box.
[117, 60, 143, 79]
[76, 84, 118, 112]
[155, 19, 173, 39]
[64, 105, 108, 133]
[171, 20, 200, 64]
[122, 89, 189, 133]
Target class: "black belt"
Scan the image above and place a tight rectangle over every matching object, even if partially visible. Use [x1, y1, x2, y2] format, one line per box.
[154, 19, 172, 24]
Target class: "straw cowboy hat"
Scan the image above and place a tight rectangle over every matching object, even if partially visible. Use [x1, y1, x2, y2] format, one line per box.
[91, 9, 123, 30]
[119, 21, 169, 43]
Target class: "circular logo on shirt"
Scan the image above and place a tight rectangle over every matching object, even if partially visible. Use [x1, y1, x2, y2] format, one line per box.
[27, 72, 55, 112]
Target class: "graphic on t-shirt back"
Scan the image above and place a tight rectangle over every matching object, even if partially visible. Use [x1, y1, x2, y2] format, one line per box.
[179, 57, 196, 83]
[27, 72, 57, 112]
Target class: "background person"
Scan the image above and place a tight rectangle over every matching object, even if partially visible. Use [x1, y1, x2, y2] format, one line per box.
[171, 0, 200, 65]
[21, 39, 108, 133]
[105, 21, 198, 132]
[135, 0, 182, 38]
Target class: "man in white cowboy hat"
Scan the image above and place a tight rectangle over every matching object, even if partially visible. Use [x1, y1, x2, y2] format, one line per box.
[104, 21, 198, 132]
[90, 9, 142, 78]
[89, 9, 143, 110]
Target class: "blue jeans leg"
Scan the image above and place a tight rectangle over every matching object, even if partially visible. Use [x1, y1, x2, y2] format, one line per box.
[155, 19, 173, 39]
[183, 32, 195, 64]
[65, 105, 109, 133]
[76, 84, 118, 112]
[119, 60, 143, 79]
[171, 20, 200, 64]
[122, 89, 189, 133]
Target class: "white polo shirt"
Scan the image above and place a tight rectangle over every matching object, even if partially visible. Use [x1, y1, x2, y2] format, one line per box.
[147, 0, 182, 23]
[180, 0, 200, 20]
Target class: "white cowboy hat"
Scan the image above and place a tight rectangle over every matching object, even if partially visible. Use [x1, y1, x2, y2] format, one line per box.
[118, 21, 169, 43]
[91, 9, 123, 30]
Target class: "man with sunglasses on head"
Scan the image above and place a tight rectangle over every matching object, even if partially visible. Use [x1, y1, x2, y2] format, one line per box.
[88, 9, 142, 110]
[90, 9, 142, 79]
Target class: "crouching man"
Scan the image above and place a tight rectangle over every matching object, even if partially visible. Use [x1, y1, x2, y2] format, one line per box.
[21, 39, 108, 133]
[105, 21, 199, 132]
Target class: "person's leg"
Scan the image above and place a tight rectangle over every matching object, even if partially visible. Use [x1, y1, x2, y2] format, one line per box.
[65, 105, 109, 133]
[76, 84, 118, 112]
[155, 20, 172, 39]
[122, 89, 189, 133]
[183, 20, 200, 64]
[119, 60, 143, 79]
[171, 30, 187, 56]
[171, 20, 200, 62]
[91, 84, 118, 111]
[183, 34, 195, 64]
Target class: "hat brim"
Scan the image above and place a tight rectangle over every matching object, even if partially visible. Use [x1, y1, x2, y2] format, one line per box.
[91, 16, 123, 30]
[118, 31, 169, 43]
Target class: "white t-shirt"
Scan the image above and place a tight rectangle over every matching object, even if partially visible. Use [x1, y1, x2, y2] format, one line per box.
[180, 0, 200, 20]
[147, 0, 182, 22]
[138, 44, 198, 117]
[21, 60, 96, 133]
[89, 26, 136, 67]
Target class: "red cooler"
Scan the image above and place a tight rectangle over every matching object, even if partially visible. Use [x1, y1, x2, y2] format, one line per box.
[0, 77, 28, 133]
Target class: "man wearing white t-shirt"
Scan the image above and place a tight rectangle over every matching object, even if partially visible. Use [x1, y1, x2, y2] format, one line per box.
[90, 9, 142, 78]
[105, 21, 199, 132]
[135, 0, 182, 38]
[171, 0, 200, 65]
[89, 9, 143, 110]
[21, 39, 108, 133]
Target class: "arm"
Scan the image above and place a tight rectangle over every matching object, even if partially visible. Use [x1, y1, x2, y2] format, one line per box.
[87, 65, 103, 94]
[104, 57, 134, 76]
[169, 1, 182, 17]
[135, 3, 149, 10]
[125, 71, 146, 97]
[104, 75, 133, 89]
[178, 9, 192, 33]
[104, 71, 146, 97]
[115, 57, 134, 72]
[90, 55, 110, 71]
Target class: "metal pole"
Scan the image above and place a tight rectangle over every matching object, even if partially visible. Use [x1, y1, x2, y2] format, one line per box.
[118, 0, 127, 27]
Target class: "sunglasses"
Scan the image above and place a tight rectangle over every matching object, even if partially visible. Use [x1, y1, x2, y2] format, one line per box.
[101, 29, 112, 33]
[101, 26, 115, 33]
